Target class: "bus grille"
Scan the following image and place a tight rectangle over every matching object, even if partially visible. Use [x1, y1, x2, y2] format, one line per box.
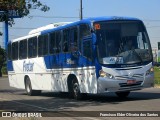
[115, 73, 144, 80]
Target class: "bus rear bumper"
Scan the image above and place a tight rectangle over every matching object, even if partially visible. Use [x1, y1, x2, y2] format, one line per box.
[97, 75, 154, 93]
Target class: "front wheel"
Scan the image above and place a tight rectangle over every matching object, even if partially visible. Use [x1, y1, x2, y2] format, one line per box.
[116, 91, 130, 98]
[72, 81, 82, 100]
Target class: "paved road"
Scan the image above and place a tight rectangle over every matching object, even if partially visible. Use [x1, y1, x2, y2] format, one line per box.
[0, 77, 160, 120]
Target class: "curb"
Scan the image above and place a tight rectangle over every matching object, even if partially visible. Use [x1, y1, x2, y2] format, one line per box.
[154, 85, 160, 88]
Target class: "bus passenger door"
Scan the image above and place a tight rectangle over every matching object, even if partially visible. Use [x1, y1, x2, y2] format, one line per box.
[78, 24, 97, 94]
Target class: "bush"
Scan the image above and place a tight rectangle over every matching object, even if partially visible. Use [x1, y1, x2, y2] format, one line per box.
[154, 67, 160, 85]
[1, 66, 7, 75]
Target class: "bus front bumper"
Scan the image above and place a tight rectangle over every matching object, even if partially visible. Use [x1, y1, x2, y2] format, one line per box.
[97, 74, 154, 93]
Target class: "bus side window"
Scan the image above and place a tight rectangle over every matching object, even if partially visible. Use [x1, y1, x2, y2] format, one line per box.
[63, 29, 70, 53]
[83, 40, 93, 61]
[7, 42, 12, 60]
[28, 37, 37, 58]
[79, 24, 91, 52]
[49, 32, 56, 54]
[80, 24, 91, 40]
[12, 42, 18, 60]
[70, 27, 78, 52]
[55, 31, 61, 53]
[19, 40, 27, 59]
[38, 34, 49, 56]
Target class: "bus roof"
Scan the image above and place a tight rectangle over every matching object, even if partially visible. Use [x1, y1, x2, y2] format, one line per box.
[41, 16, 141, 34]
[11, 16, 141, 42]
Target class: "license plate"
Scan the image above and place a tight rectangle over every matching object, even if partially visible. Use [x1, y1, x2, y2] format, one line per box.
[127, 80, 136, 85]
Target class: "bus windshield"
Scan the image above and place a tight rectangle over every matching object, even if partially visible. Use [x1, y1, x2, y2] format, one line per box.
[94, 21, 152, 65]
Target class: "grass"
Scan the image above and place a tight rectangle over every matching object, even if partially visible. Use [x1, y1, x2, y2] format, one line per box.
[154, 67, 160, 85]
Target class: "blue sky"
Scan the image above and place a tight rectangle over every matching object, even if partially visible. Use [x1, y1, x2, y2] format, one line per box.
[0, 0, 160, 48]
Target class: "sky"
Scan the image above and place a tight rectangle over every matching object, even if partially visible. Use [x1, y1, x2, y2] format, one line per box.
[0, 0, 160, 49]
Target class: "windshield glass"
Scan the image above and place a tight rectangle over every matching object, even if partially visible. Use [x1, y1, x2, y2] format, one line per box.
[94, 21, 152, 65]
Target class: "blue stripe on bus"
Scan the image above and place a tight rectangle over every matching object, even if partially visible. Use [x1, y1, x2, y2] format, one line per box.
[7, 60, 14, 71]
[44, 53, 94, 69]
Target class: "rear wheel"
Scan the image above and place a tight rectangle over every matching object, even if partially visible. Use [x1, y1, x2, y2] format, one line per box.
[25, 77, 41, 96]
[116, 91, 130, 98]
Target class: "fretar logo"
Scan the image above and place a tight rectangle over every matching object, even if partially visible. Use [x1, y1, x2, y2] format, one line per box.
[23, 61, 34, 72]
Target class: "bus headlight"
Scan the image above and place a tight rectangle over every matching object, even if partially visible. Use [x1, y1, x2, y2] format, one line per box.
[99, 70, 114, 79]
[146, 67, 154, 76]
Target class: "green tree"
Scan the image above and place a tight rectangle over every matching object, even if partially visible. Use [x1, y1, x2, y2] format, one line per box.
[0, 0, 50, 25]
[0, 47, 6, 77]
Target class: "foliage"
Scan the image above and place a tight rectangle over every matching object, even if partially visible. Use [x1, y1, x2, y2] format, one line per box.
[1, 66, 7, 75]
[1, 0, 50, 26]
[154, 67, 160, 85]
[0, 47, 6, 77]
[158, 57, 160, 63]
[0, 47, 6, 67]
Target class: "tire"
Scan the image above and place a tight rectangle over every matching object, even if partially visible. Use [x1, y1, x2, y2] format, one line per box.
[68, 77, 82, 100]
[72, 81, 81, 100]
[25, 77, 41, 96]
[116, 91, 130, 98]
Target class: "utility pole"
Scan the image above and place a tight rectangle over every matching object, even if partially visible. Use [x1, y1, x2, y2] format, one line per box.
[80, 0, 83, 20]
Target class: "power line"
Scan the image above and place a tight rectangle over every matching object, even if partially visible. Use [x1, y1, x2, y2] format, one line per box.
[9, 27, 35, 30]
[29, 15, 160, 21]
[147, 26, 160, 28]
[0, 27, 35, 30]
[29, 15, 80, 19]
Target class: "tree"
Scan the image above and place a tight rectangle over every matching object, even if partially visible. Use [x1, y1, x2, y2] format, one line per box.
[0, 47, 6, 77]
[0, 0, 50, 25]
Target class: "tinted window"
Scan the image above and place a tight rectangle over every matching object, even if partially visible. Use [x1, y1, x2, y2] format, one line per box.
[80, 24, 91, 39]
[79, 24, 91, 52]
[49, 32, 56, 54]
[55, 31, 61, 53]
[83, 40, 92, 60]
[7, 42, 12, 60]
[70, 27, 78, 52]
[62, 29, 70, 52]
[28, 37, 37, 58]
[19, 40, 27, 59]
[38, 34, 48, 56]
[12, 42, 18, 60]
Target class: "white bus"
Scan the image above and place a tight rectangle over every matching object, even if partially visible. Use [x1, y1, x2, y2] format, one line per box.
[7, 16, 154, 99]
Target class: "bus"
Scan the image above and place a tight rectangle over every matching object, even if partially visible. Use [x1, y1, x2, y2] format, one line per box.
[7, 16, 154, 99]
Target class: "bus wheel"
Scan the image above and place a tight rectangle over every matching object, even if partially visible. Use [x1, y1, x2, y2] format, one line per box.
[116, 91, 130, 98]
[25, 77, 41, 96]
[70, 79, 82, 100]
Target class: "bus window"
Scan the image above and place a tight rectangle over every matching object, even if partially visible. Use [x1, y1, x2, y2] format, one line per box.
[19, 40, 27, 59]
[83, 40, 93, 60]
[62, 29, 70, 53]
[38, 34, 49, 56]
[70, 27, 78, 52]
[55, 31, 61, 53]
[12, 42, 18, 60]
[80, 24, 91, 40]
[28, 37, 37, 58]
[49, 32, 56, 54]
[79, 24, 91, 52]
[7, 42, 12, 60]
